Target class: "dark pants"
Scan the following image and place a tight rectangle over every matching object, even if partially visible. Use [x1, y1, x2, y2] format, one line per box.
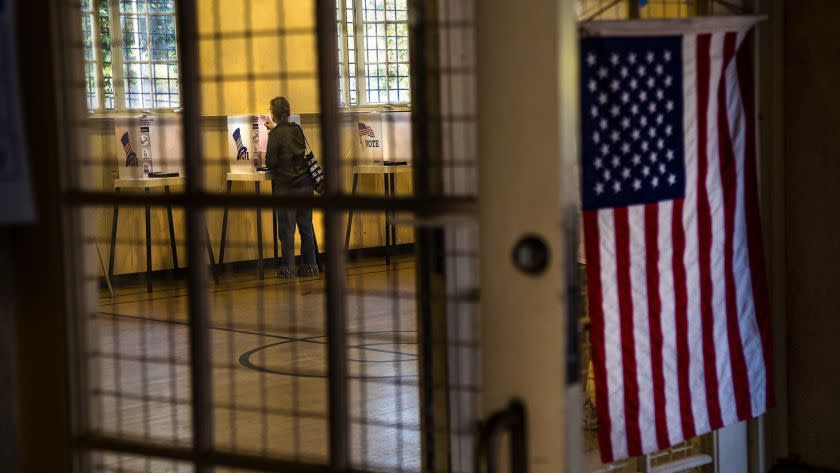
[274, 177, 317, 269]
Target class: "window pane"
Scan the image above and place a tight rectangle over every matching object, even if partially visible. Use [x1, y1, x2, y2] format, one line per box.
[149, 0, 175, 13]
[122, 15, 149, 61]
[119, 0, 147, 14]
[150, 16, 177, 61]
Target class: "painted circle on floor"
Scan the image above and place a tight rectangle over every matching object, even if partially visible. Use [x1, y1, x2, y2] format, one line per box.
[238, 331, 418, 379]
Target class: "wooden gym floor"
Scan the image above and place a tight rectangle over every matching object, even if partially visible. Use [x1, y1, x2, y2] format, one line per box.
[90, 256, 420, 472]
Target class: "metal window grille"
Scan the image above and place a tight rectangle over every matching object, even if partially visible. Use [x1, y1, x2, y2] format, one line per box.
[61, 0, 480, 472]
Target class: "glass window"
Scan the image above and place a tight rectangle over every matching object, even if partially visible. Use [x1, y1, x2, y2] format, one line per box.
[81, 0, 179, 110]
[338, 0, 410, 106]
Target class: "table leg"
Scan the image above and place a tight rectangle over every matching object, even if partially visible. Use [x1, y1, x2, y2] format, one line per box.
[205, 224, 219, 284]
[384, 173, 391, 266]
[219, 180, 232, 269]
[144, 187, 153, 293]
[344, 172, 359, 251]
[255, 181, 264, 280]
[164, 185, 179, 271]
[108, 189, 120, 280]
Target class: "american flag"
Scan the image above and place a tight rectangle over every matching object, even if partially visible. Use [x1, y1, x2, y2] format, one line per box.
[358, 122, 376, 138]
[580, 22, 773, 463]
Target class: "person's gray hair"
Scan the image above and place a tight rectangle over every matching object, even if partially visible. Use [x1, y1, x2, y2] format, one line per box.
[270, 96, 291, 120]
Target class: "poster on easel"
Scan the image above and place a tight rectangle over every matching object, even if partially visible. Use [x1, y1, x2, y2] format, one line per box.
[227, 115, 268, 174]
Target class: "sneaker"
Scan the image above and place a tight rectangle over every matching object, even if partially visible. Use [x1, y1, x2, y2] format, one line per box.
[298, 264, 320, 277]
[277, 266, 294, 279]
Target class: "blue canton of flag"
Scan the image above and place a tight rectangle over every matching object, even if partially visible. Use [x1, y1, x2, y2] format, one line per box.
[581, 36, 685, 211]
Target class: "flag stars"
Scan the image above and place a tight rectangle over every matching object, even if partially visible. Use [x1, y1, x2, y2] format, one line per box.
[645, 51, 655, 63]
[610, 105, 620, 117]
[665, 75, 673, 87]
[621, 92, 630, 104]
[631, 104, 640, 115]
[620, 66, 629, 78]
[630, 79, 638, 90]
[639, 90, 648, 102]
[656, 114, 664, 125]
[665, 124, 673, 136]
[663, 50, 672, 62]
[655, 64, 664, 75]
[666, 100, 675, 112]
[594, 182, 604, 195]
[586, 53, 597, 66]
[666, 149, 675, 161]
[611, 156, 621, 168]
[668, 173, 677, 185]
[633, 178, 642, 191]
[642, 166, 650, 176]
[613, 181, 622, 193]
[659, 163, 667, 174]
[600, 143, 609, 155]
[603, 169, 611, 181]
[598, 93, 608, 105]
[610, 130, 620, 142]
[648, 102, 657, 114]
[610, 79, 620, 92]
[621, 142, 631, 154]
[610, 53, 620, 65]
[637, 64, 647, 77]
[646, 77, 655, 89]
[591, 105, 599, 118]
[628, 52, 637, 64]
[621, 117, 631, 129]
[649, 152, 658, 163]
[592, 131, 600, 143]
[588, 80, 597, 92]
[656, 89, 665, 100]
[651, 176, 660, 188]
[598, 67, 608, 78]
[631, 129, 641, 141]
[648, 127, 657, 138]
[593, 157, 603, 169]
[632, 154, 642, 165]
[640, 116, 648, 127]
[622, 167, 631, 179]
[641, 141, 649, 152]
[600, 118, 608, 130]
[657, 138, 664, 149]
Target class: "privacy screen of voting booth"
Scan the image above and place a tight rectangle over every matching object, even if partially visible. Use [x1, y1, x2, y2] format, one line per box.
[353, 112, 412, 165]
[226, 114, 274, 173]
[114, 116, 184, 179]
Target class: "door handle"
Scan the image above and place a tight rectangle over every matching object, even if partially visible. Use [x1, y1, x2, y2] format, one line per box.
[474, 399, 528, 473]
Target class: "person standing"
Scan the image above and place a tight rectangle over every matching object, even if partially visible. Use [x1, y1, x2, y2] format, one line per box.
[264, 96, 319, 278]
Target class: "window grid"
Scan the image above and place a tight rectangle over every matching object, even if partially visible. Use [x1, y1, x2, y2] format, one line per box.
[119, 0, 180, 110]
[82, 0, 179, 111]
[82, 0, 99, 109]
[337, 0, 409, 107]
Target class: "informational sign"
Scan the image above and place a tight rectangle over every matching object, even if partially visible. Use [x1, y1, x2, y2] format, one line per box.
[227, 115, 269, 173]
[0, 0, 36, 223]
[141, 115, 184, 174]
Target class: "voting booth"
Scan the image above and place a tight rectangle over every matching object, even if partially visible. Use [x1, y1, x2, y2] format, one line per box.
[226, 114, 270, 173]
[114, 115, 185, 178]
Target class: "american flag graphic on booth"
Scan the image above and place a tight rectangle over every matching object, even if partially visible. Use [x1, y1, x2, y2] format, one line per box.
[580, 18, 773, 463]
[358, 122, 376, 138]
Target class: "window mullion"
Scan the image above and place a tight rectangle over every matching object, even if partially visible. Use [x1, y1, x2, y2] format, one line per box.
[109, 0, 127, 110]
[339, 2, 352, 107]
[144, 0, 154, 109]
[90, 9, 106, 110]
[353, 0, 366, 106]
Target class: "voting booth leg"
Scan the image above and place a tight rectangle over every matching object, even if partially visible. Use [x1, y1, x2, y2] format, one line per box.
[218, 180, 233, 270]
[107, 189, 120, 281]
[389, 173, 397, 249]
[255, 182, 264, 280]
[165, 186, 179, 271]
[144, 188, 153, 293]
[344, 173, 359, 250]
[205, 225, 219, 284]
[384, 173, 391, 266]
